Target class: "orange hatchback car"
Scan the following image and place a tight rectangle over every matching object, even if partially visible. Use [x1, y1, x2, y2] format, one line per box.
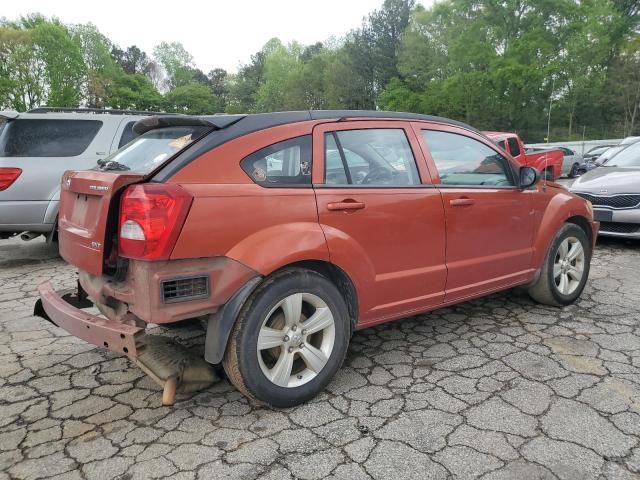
[37, 111, 598, 407]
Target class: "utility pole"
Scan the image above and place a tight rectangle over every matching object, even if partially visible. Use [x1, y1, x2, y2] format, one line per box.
[546, 77, 555, 144]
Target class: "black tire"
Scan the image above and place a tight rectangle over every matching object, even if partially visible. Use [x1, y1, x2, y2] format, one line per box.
[528, 223, 591, 307]
[568, 164, 579, 178]
[223, 268, 350, 407]
[543, 167, 555, 181]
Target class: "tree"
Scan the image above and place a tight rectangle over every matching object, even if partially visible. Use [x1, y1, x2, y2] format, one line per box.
[0, 26, 45, 110]
[164, 83, 222, 114]
[606, 35, 640, 135]
[108, 73, 163, 110]
[153, 41, 196, 90]
[72, 23, 119, 107]
[112, 45, 149, 75]
[32, 20, 84, 107]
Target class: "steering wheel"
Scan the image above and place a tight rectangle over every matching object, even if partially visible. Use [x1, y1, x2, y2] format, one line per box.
[362, 167, 393, 185]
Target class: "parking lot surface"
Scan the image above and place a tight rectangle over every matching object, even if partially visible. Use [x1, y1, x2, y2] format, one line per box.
[0, 237, 639, 480]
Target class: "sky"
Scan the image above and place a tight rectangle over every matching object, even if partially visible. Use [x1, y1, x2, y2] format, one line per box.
[3, 0, 434, 73]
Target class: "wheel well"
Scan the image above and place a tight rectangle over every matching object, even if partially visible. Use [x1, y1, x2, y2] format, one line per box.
[566, 215, 593, 246]
[272, 260, 358, 332]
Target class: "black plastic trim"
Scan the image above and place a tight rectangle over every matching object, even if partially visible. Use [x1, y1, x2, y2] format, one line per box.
[204, 276, 262, 364]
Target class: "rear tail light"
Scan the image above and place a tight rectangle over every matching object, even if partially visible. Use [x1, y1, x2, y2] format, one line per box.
[0, 168, 22, 191]
[118, 183, 193, 260]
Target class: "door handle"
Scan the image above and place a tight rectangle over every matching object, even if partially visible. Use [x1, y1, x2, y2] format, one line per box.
[327, 200, 366, 211]
[450, 198, 475, 207]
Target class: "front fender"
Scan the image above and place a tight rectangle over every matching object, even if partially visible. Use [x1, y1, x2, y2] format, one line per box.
[532, 190, 593, 268]
[225, 222, 330, 275]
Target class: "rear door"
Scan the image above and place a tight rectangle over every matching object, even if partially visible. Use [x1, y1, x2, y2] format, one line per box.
[413, 123, 536, 301]
[312, 120, 447, 325]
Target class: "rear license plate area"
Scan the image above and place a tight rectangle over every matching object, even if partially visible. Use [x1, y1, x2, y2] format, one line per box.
[593, 209, 613, 222]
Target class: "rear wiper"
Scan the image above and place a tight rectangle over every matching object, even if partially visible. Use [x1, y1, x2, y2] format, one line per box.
[97, 159, 130, 171]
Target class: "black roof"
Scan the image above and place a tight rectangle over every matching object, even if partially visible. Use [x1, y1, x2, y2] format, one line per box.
[151, 110, 478, 181]
[137, 110, 476, 135]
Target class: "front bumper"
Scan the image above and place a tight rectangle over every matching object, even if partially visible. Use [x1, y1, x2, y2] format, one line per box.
[37, 281, 144, 356]
[594, 208, 640, 239]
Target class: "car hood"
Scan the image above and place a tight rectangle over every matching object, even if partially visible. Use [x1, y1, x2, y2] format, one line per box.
[570, 167, 640, 194]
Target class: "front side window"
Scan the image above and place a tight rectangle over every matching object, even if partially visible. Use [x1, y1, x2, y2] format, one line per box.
[241, 135, 312, 186]
[422, 130, 514, 187]
[324, 129, 420, 186]
[0, 119, 102, 157]
[507, 137, 521, 157]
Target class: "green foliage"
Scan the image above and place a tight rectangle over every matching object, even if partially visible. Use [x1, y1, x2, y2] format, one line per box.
[163, 83, 223, 114]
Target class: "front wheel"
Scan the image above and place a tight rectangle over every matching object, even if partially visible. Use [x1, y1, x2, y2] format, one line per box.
[223, 269, 350, 407]
[528, 223, 591, 306]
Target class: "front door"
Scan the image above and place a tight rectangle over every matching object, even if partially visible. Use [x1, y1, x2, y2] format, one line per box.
[413, 124, 536, 301]
[312, 121, 447, 325]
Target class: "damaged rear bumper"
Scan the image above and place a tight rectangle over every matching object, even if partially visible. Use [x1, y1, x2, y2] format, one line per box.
[37, 281, 144, 357]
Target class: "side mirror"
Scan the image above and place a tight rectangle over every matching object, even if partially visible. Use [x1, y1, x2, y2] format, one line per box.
[519, 166, 539, 189]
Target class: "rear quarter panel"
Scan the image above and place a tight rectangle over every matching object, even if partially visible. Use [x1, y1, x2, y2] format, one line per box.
[169, 121, 330, 274]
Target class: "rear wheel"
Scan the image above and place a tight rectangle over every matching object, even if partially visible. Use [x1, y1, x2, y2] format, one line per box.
[528, 223, 591, 306]
[223, 269, 350, 407]
[543, 167, 555, 181]
[568, 163, 579, 178]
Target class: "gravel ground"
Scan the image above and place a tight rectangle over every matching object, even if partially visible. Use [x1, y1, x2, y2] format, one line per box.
[0, 236, 639, 480]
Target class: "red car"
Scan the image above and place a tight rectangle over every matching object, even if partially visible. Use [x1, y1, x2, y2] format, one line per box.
[37, 111, 597, 407]
[484, 131, 563, 181]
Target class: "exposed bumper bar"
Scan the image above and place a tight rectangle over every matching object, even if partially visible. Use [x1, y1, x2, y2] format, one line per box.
[37, 281, 144, 357]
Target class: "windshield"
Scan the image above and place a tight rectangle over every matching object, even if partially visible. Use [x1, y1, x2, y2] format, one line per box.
[600, 145, 626, 163]
[603, 141, 640, 167]
[98, 125, 210, 173]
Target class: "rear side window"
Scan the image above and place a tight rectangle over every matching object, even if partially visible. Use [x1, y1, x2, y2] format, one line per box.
[507, 137, 521, 157]
[324, 129, 420, 186]
[118, 121, 138, 148]
[0, 119, 102, 157]
[241, 135, 312, 187]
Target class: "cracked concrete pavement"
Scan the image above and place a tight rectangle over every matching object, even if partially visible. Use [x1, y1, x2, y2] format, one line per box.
[0, 236, 639, 480]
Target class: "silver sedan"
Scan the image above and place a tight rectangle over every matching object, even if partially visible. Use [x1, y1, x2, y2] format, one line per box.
[570, 141, 640, 239]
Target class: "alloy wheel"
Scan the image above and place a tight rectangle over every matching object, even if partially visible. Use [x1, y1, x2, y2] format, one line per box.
[257, 293, 336, 388]
[553, 236, 585, 295]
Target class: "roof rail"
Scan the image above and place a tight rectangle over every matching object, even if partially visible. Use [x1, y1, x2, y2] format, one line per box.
[27, 107, 169, 116]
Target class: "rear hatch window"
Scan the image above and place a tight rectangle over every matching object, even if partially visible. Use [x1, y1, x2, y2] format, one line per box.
[99, 126, 210, 174]
[0, 119, 102, 157]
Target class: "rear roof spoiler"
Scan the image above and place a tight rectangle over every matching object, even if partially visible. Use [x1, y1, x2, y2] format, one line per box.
[0, 111, 19, 120]
[133, 114, 246, 135]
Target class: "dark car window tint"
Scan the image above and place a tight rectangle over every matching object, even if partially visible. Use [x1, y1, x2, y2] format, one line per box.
[118, 121, 138, 148]
[507, 137, 521, 157]
[241, 135, 312, 186]
[422, 130, 514, 187]
[0, 119, 102, 157]
[324, 129, 420, 186]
